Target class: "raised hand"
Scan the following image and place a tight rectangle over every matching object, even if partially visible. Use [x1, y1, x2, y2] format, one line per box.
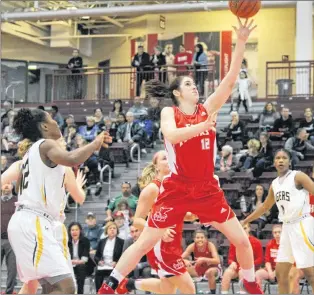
[232, 17, 257, 42]
[76, 169, 86, 188]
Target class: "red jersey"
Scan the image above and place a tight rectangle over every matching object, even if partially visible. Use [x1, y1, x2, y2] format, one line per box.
[174, 52, 193, 70]
[310, 194, 314, 217]
[165, 104, 217, 181]
[228, 235, 263, 268]
[265, 239, 279, 270]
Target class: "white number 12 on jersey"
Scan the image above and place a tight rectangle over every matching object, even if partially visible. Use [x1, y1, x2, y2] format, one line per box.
[201, 138, 210, 150]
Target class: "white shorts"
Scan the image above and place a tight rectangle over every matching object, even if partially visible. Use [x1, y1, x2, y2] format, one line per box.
[8, 211, 72, 283]
[52, 221, 76, 287]
[276, 216, 314, 269]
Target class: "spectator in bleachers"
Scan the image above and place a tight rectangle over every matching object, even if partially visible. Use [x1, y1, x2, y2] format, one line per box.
[299, 107, 314, 145]
[217, 145, 236, 172]
[51, 105, 64, 128]
[83, 212, 103, 255]
[174, 44, 193, 75]
[98, 141, 115, 178]
[272, 107, 294, 140]
[150, 45, 167, 83]
[122, 225, 151, 279]
[221, 223, 263, 294]
[63, 114, 76, 137]
[116, 111, 146, 154]
[1, 155, 8, 173]
[255, 224, 281, 289]
[259, 102, 280, 131]
[226, 111, 246, 143]
[65, 125, 78, 151]
[94, 221, 124, 292]
[113, 211, 131, 240]
[67, 49, 83, 99]
[285, 128, 314, 165]
[236, 139, 260, 171]
[132, 46, 151, 97]
[164, 43, 176, 83]
[147, 97, 161, 144]
[109, 99, 124, 122]
[106, 182, 138, 222]
[128, 97, 148, 120]
[182, 229, 221, 294]
[94, 108, 104, 126]
[2, 111, 21, 153]
[1, 101, 13, 132]
[79, 116, 99, 142]
[193, 43, 208, 96]
[236, 71, 252, 113]
[68, 222, 91, 294]
[253, 132, 273, 177]
[1, 183, 17, 294]
[243, 184, 268, 236]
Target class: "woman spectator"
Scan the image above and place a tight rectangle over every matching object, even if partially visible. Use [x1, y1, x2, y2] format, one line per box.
[109, 99, 124, 123]
[182, 229, 222, 294]
[217, 145, 236, 173]
[78, 116, 99, 142]
[259, 102, 280, 131]
[63, 114, 76, 138]
[68, 222, 90, 294]
[2, 111, 21, 154]
[193, 43, 208, 96]
[242, 184, 268, 237]
[226, 111, 246, 143]
[150, 45, 167, 82]
[94, 222, 124, 292]
[253, 132, 273, 177]
[164, 44, 176, 83]
[65, 125, 78, 151]
[94, 108, 104, 126]
[236, 139, 260, 171]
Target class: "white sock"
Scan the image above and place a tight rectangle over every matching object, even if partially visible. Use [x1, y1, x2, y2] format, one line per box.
[111, 269, 124, 284]
[134, 280, 142, 290]
[221, 291, 228, 294]
[241, 266, 255, 282]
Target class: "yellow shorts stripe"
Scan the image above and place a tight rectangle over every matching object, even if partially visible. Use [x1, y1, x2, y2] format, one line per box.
[35, 217, 44, 268]
[62, 224, 68, 259]
[300, 221, 314, 252]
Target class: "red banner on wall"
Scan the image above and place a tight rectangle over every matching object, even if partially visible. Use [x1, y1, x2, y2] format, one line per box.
[147, 34, 158, 55]
[184, 33, 195, 53]
[220, 31, 232, 80]
[130, 39, 136, 98]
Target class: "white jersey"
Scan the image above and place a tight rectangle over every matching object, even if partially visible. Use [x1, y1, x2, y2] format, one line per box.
[272, 170, 310, 223]
[18, 139, 66, 220]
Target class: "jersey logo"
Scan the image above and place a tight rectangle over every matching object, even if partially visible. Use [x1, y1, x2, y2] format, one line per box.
[220, 208, 227, 214]
[173, 258, 185, 270]
[152, 207, 173, 223]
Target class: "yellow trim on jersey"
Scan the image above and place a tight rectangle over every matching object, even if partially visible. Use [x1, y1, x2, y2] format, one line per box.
[300, 221, 314, 252]
[41, 183, 47, 206]
[35, 217, 44, 268]
[62, 224, 68, 259]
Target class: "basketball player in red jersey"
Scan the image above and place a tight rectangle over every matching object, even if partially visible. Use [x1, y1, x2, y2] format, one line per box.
[116, 151, 197, 294]
[98, 18, 262, 294]
[182, 229, 222, 294]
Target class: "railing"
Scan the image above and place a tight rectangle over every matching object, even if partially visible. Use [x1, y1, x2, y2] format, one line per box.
[266, 60, 314, 99]
[49, 65, 218, 101]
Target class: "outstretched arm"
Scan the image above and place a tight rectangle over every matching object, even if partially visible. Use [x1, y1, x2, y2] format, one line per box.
[243, 185, 276, 224]
[1, 160, 21, 185]
[203, 18, 256, 114]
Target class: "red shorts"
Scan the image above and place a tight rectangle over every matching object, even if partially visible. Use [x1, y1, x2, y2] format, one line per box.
[146, 228, 186, 277]
[147, 175, 235, 229]
[195, 262, 222, 277]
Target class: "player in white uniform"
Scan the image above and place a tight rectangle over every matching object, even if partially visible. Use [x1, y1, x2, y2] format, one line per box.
[1, 137, 87, 294]
[243, 149, 314, 294]
[7, 108, 106, 294]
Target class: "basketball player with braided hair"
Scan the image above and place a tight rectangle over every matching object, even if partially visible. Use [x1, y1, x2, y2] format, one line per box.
[6, 108, 108, 294]
[98, 18, 262, 295]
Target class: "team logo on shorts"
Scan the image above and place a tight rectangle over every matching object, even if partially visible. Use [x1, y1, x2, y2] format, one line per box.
[173, 259, 185, 270]
[152, 207, 173, 222]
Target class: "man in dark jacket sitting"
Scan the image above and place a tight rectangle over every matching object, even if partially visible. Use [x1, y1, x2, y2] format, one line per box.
[272, 107, 294, 140]
[116, 111, 146, 154]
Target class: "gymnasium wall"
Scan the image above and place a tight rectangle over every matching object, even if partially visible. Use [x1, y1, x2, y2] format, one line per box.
[92, 7, 296, 98]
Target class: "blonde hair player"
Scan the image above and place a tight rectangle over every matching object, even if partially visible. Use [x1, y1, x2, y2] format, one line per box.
[243, 149, 314, 294]
[1, 137, 87, 294]
[98, 18, 261, 295]
[115, 150, 197, 294]
[6, 108, 108, 294]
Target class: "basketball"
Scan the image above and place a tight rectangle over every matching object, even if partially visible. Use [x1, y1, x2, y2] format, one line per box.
[229, 0, 261, 18]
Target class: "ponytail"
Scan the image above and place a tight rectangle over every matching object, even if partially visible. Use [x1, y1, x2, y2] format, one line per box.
[138, 163, 157, 189]
[17, 138, 33, 159]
